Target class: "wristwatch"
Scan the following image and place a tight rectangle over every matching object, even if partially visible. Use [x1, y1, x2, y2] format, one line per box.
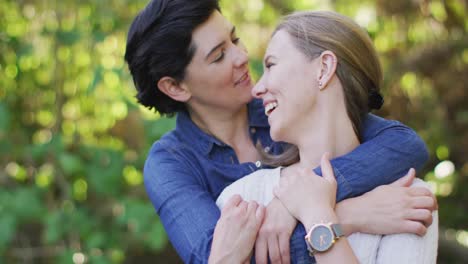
[305, 223, 343, 255]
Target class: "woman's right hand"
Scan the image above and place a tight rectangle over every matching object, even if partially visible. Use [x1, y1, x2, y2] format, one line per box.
[209, 195, 265, 264]
[274, 153, 338, 227]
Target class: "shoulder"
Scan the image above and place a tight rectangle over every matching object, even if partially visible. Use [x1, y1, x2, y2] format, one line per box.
[361, 113, 419, 141]
[362, 114, 401, 132]
[143, 133, 201, 189]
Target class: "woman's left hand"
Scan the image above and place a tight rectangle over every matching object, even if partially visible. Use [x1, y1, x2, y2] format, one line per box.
[274, 153, 337, 224]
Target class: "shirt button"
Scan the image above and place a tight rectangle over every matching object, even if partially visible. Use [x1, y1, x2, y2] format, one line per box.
[250, 128, 256, 134]
[255, 160, 262, 168]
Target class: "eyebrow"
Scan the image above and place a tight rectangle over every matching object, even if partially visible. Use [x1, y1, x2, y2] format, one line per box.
[205, 26, 236, 61]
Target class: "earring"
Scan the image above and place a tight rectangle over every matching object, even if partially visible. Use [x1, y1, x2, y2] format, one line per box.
[319, 81, 323, 88]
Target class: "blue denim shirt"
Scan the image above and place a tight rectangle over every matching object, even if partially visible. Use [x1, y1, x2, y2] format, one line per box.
[144, 99, 428, 263]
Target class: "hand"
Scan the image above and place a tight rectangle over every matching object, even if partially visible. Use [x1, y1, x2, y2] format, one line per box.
[209, 195, 265, 264]
[336, 168, 437, 236]
[274, 153, 337, 226]
[255, 198, 296, 264]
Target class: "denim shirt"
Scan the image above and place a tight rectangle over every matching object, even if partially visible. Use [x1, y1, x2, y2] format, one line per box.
[144, 99, 428, 263]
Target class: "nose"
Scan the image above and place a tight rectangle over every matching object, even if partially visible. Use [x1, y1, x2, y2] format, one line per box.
[252, 75, 267, 98]
[233, 43, 248, 68]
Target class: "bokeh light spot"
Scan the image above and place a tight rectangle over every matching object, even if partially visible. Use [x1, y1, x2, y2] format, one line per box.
[73, 179, 88, 201]
[434, 160, 455, 179]
[123, 166, 143, 186]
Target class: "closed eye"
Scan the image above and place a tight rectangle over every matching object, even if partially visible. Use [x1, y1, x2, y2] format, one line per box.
[213, 50, 225, 63]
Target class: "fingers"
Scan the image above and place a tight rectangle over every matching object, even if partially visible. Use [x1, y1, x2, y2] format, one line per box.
[433, 193, 439, 210]
[390, 168, 415, 187]
[409, 189, 438, 211]
[267, 236, 281, 264]
[247, 200, 259, 217]
[279, 232, 291, 264]
[410, 196, 436, 210]
[408, 186, 433, 197]
[223, 194, 242, 211]
[255, 237, 268, 264]
[256, 204, 266, 224]
[238, 200, 248, 213]
[402, 220, 427, 236]
[254, 204, 267, 264]
[406, 209, 433, 227]
[247, 201, 265, 230]
[320, 152, 335, 183]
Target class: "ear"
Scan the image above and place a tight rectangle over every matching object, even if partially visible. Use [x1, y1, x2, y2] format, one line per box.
[157, 76, 192, 102]
[317, 51, 338, 90]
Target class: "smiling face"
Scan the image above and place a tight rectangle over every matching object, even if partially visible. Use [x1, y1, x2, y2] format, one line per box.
[180, 11, 254, 114]
[252, 30, 321, 143]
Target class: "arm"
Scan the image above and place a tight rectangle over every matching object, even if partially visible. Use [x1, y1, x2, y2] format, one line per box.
[146, 142, 263, 263]
[336, 169, 437, 236]
[313, 114, 429, 202]
[144, 145, 218, 263]
[275, 154, 359, 264]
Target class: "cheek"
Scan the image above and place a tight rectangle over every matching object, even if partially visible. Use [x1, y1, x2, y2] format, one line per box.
[199, 66, 232, 89]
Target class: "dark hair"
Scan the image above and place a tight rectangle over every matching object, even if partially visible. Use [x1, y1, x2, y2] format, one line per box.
[260, 11, 384, 167]
[124, 0, 220, 115]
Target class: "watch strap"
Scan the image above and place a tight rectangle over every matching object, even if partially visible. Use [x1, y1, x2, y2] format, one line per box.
[331, 223, 343, 238]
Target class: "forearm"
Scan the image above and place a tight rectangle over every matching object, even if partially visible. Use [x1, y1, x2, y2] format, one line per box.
[335, 198, 361, 236]
[145, 151, 220, 263]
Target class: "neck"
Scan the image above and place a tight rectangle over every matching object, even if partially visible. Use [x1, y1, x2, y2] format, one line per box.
[296, 112, 359, 169]
[293, 84, 360, 169]
[188, 104, 251, 150]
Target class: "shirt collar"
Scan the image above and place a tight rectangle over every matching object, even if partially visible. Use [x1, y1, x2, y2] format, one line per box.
[175, 99, 270, 156]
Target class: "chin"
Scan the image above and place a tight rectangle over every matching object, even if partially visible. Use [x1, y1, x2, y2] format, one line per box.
[270, 127, 285, 142]
[243, 94, 254, 103]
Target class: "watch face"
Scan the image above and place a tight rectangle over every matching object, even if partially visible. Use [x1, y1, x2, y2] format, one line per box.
[310, 225, 334, 252]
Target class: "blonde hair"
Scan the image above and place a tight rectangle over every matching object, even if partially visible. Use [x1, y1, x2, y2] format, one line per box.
[261, 11, 383, 167]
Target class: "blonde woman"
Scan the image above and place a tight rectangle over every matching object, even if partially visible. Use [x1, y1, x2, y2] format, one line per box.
[217, 11, 438, 263]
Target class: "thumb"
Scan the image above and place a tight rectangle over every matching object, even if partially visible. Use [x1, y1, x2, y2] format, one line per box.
[390, 168, 415, 187]
[321, 152, 335, 182]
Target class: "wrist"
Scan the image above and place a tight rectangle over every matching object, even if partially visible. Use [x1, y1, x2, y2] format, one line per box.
[303, 207, 338, 231]
[336, 198, 362, 235]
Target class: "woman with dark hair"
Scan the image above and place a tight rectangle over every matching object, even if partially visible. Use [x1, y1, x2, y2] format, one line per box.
[124, 0, 435, 263]
[217, 11, 438, 263]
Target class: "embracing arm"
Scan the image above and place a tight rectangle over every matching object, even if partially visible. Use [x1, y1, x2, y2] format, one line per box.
[336, 169, 437, 236]
[313, 114, 429, 202]
[144, 144, 218, 263]
[145, 142, 263, 263]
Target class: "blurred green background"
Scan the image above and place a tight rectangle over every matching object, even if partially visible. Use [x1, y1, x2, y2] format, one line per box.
[0, 0, 466, 263]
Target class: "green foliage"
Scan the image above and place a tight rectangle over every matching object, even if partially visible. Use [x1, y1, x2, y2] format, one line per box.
[0, 0, 466, 263]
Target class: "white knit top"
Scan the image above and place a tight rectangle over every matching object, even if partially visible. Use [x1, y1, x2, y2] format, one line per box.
[216, 167, 438, 264]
